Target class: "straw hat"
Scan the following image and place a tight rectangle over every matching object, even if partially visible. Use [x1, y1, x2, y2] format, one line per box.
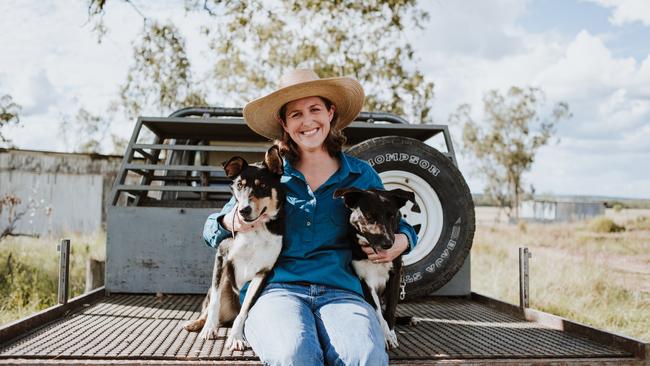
[243, 69, 365, 140]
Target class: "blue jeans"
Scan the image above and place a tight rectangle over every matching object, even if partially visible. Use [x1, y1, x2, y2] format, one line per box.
[243, 282, 388, 366]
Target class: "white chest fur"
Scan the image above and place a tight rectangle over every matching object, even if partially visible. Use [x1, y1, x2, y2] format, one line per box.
[228, 229, 282, 290]
[352, 259, 392, 294]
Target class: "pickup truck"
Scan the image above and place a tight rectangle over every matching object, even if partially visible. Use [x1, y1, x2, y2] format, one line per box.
[0, 108, 646, 365]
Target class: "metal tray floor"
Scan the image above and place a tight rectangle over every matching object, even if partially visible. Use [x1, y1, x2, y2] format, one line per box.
[0, 294, 632, 363]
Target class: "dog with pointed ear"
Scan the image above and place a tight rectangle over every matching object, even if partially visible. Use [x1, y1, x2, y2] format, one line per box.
[334, 187, 415, 252]
[185, 145, 285, 351]
[223, 145, 283, 179]
[333, 186, 416, 349]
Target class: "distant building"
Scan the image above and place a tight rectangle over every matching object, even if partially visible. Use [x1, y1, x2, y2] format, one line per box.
[0, 149, 129, 236]
[519, 199, 605, 222]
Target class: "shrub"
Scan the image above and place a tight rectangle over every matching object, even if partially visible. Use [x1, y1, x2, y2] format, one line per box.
[588, 216, 625, 233]
[626, 216, 650, 231]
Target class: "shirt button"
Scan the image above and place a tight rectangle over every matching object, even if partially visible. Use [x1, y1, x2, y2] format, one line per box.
[306, 220, 311, 226]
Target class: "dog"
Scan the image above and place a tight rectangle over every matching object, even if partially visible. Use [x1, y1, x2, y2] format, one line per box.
[183, 145, 285, 351]
[334, 187, 416, 349]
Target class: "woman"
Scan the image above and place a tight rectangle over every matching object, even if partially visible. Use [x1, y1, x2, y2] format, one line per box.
[203, 69, 417, 365]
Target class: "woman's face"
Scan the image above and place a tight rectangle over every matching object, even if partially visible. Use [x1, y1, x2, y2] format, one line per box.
[282, 96, 335, 153]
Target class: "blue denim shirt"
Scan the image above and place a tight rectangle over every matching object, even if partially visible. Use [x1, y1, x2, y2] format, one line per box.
[203, 152, 418, 299]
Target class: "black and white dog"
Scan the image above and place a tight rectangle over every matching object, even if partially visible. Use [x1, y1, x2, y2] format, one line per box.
[334, 187, 416, 349]
[183, 146, 285, 351]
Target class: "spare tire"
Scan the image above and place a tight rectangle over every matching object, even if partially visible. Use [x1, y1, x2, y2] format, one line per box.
[346, 136, 475, 299]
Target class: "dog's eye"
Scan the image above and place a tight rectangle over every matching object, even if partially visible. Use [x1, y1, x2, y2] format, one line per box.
[236, 182, 243, 189]
[260, 183, 267, 189]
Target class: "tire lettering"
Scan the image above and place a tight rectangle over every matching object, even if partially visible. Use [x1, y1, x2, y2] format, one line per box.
[368, 154, 440, 176]
[405, 272, 423, 284]
[385, 153, 399, 162]
[422, 221, 461, 273]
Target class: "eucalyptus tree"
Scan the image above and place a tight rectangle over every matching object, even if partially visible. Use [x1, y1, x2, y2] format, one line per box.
[450, 87, 572, 220]
[0, 94, 21, 146]
[88, 0, 434, 125]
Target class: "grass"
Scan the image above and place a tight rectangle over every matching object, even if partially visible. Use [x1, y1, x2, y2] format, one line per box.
[0, 232, 105, 325]
[471, 215, 650, 342]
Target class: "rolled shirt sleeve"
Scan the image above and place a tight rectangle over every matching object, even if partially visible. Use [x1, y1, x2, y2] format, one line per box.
[203, 196, 237, 248]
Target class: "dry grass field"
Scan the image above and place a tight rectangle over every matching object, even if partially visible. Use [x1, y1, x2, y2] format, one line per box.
[472, 207, 650, 342]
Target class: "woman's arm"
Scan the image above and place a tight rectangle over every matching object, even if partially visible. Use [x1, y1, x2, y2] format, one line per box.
[203, 196, 270, 248]
[203, 196, 237, 248]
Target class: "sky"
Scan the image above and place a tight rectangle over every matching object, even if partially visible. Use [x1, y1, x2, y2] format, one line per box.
[0, 0, 649, 199]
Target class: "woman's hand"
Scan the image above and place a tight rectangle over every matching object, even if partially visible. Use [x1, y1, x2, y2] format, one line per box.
[361, 233, 409, 263]
[222, 206, 266, 234]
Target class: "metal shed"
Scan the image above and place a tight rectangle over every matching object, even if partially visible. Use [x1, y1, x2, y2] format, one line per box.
[0, 149, 134, 236]
[519, 199, 605, 222]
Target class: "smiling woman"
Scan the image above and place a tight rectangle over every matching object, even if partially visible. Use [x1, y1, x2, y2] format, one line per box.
[202, 69, 418, 365]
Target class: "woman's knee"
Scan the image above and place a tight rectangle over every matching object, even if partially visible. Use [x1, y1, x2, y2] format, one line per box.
[335, 341, 388, 366]
[260, 340, 324, 366]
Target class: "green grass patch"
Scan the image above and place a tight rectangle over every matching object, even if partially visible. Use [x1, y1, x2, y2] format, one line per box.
[0, 232, 105, 325]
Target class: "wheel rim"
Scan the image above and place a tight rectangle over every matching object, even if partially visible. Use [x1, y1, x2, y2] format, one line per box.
[379, 170, 444, 266]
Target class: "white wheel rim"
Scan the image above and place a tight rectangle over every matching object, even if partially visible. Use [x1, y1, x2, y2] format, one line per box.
[379, 170, 443, 266]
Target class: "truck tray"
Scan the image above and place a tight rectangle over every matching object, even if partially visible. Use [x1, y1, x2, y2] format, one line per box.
[0, 290, 646, 365]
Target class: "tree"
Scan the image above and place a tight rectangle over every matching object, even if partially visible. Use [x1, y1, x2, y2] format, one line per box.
[88, 0, 435, 126]
[449, 86, 571, 220]
[116, 20, 207, 120]
[0, 94, 21, 147]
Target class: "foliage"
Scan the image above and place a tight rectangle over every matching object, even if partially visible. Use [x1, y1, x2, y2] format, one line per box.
[0, 232, 105, 326]
[625, 216, 650, 231]
[60, 107, 127, 154]
[0, 94, 21, 146]
[0, 194, 24, 240]
[587, 216, 625, 233]
[117, 20, 207, 120]
[612, 203, 623, 212]
[450, 87, 571, 219]
[87, 0, 435, 126]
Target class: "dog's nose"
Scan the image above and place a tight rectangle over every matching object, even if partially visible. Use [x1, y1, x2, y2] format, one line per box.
[239, 206, 252, 217]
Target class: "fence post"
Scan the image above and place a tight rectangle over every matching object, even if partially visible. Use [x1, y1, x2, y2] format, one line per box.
[85, 258, 105, 293]
[519, 247, 532, 309]
[57, 239, 70, 305]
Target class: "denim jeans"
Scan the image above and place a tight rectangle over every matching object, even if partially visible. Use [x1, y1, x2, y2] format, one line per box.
[243, 282, 388, 366]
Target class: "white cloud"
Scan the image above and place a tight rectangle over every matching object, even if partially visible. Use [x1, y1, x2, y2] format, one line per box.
[412, 3, 650, 198]
[585, 0, 650, 26]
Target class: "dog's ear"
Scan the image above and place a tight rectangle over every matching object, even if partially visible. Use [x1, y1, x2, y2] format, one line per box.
[387, 188, 416, 209]
[334, 187, 363, 208]
[264, 145, 283, 176]
[222, 156, 248, 179]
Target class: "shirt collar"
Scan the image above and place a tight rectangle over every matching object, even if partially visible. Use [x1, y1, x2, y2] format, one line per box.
[282, 152, 361, 183]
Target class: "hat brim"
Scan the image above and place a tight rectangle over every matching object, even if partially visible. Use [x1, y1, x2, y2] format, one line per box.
[243, 77, 364, 140]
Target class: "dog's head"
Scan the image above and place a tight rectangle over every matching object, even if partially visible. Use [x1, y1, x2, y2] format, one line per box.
[222, 145, 284, 224]
[334, 188, 415, 252]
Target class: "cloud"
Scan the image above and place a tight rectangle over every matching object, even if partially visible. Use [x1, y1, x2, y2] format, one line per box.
[13, 69, 62, 115]
[411, 0, 529, 59]
[585, 0, 650, 26]
[412, 4, 650, 198]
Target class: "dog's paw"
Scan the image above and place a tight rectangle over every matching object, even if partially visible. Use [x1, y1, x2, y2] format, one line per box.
[182, 319, 205, 332]
[385, 329, 399, 349]
[198, 325, 219, 340]
[226, 334, 249, 351]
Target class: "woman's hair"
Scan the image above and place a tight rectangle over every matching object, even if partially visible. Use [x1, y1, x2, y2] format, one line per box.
[276, 96, 347, 164]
